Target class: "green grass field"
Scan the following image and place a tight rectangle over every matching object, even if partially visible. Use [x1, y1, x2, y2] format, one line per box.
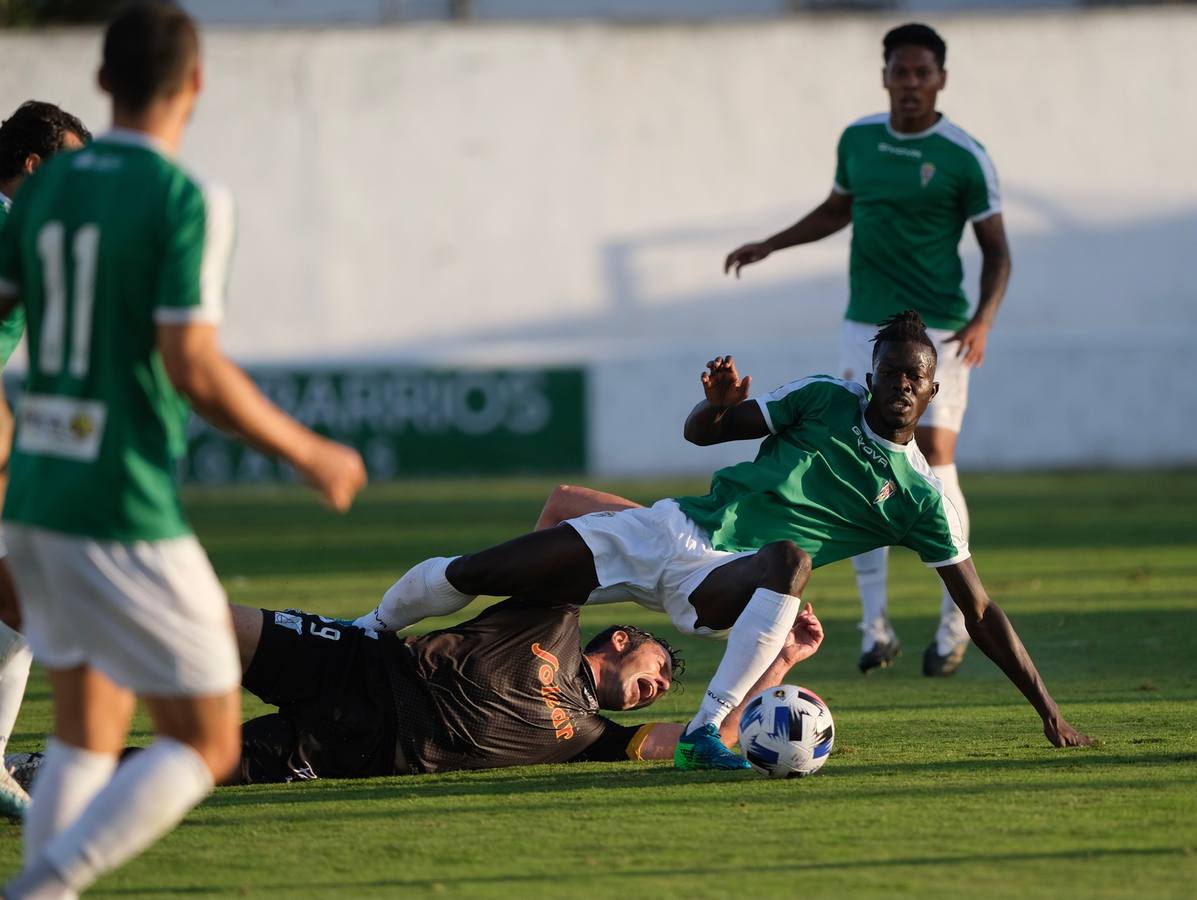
[4, 471, 1196, 898]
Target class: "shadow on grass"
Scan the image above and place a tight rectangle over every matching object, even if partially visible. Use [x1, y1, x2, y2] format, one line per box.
[93, 846, 1191, 895]
[196, 747, 1197, 815]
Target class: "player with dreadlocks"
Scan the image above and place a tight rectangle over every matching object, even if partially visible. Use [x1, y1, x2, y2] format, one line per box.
[352, 311, 1092, 771]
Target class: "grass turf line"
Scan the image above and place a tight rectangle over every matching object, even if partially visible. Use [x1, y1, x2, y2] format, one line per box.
[3, 471, 1196, 898]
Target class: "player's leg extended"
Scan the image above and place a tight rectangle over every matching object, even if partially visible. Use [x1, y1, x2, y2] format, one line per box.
[919, 425, 972, 675]
[841, 320, 900, 674]
[675, 542, 812, 771]
[12, 688, 241, 898]
[358, 525, 600, 632]
[0, 617, 34, 819]
[20, 666, 132, 870]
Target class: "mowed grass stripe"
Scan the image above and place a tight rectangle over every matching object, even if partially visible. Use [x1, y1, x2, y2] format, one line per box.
[3, 470, 1196, 897]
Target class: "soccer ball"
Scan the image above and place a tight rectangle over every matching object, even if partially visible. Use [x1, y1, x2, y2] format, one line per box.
[738, 684, 834, 778]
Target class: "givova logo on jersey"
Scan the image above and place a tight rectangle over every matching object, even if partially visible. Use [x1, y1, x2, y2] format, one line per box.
[851, 426, 889, 470]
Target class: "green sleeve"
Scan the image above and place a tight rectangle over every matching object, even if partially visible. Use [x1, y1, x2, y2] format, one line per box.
[758, 377, 845, 433]
[900, 501, 970, 567]
[963, 150, 1000, 221]
[154, 179, 234, 324]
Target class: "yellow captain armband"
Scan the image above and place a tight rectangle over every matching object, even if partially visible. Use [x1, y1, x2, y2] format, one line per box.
[626, 723, 657, 760]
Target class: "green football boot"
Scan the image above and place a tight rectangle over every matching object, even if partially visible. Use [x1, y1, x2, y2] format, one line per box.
[674, 724, 751, 771]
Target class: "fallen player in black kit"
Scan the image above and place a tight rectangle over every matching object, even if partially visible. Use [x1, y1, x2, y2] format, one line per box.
[228, 595, 824, 783]
[5, 598, 822, 787]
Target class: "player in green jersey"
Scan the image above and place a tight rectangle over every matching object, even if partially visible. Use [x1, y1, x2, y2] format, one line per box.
[0, 6, 366, 896]
[351, 312, 1090, 772]
[0, 100, 92, 822]
[724, 23, 1013, 679]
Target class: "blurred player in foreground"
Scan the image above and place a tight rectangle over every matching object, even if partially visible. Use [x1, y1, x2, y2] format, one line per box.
[355, 312, 1090, 772]
[725, 23, 1012, 677]
[0, 5, 365, 897]
[0, 100, 92, 821]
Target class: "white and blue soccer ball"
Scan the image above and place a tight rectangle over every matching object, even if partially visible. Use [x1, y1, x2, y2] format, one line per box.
[738, 684, 834, 778]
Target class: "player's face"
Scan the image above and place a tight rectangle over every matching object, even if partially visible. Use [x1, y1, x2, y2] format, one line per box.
[866, 342, 938, 431]
[610, 641, 673, 711]
[883, 46, 946, 125]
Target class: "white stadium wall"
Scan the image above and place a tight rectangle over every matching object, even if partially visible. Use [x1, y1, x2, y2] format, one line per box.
[0, 9, 1193, 473]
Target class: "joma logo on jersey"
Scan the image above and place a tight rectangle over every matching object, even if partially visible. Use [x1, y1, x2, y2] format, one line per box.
[852, 426, 889, 470]
[531, 643, 576, 741]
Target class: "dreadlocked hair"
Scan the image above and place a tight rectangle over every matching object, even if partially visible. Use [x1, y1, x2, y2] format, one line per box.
[871, 309, 936, 363]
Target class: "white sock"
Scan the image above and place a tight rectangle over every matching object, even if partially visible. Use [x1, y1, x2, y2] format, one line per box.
[688, 588, 801, 733]
[353, 556, 475, 632]
[932, 463, 971, 655]
[23, 739, 118, 867]
[852, 546, 891, 651]
[0, 622, 32, 757]
[39, 737, 213, 895]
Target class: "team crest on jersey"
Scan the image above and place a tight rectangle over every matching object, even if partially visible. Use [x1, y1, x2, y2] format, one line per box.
[920, 163, 936, 188]
[873, 480, 896, 505]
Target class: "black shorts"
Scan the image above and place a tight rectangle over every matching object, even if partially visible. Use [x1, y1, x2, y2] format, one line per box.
[239, 609, 400, 784]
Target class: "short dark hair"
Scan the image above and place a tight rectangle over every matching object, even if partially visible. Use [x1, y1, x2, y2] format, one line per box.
[101, 2, 199, 112]
[871, 309, 937, 363]
[585, 625, 685, 684]
[0, 101, 91, 182]
[883, 23, 946, 70]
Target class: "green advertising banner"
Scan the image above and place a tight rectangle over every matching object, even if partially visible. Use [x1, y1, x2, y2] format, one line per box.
[180, 366, 587, 483]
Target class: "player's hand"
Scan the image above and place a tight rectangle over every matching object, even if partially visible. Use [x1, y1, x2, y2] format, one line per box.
[945, 318, 991, 367]
[779, 602, 824, 667]
[701, 356, 751, 409]
[299, 438, 367, 512]
[724, 242, 772, 278]
[1043, 715, 1093, 748]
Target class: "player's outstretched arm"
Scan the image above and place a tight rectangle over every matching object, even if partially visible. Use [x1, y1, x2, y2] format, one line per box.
[938, 559, 1092, 748]
[684, 355, 770, 446]
[158, 322, 366, 511]
[534, 484, 644, 530]
[723, 191, 853, 278]
[632, 604, 824, 760]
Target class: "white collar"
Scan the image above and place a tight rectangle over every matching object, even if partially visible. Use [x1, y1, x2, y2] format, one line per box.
[0, 191, 10, 212]
[885, 114, 945, 142]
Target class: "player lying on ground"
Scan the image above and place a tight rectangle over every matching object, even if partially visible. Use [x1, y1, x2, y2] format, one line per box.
[354, 312, 1091, 771]
[226, 598, 821, 782]
[4, 600, 822, 785]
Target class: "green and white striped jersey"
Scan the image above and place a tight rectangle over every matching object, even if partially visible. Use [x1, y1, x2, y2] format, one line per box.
[833, 113, 1000, 331]
[0, 129, 234, 541]
[674, 377, 969, 568]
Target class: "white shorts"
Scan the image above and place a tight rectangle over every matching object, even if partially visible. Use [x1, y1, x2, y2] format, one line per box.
[566, 500, 753, 637]
[839, 318, 971, 433]
[4, 524, 240, 696]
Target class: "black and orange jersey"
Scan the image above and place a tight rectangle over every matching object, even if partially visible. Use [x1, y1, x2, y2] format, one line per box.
[386, 597, 640, 773]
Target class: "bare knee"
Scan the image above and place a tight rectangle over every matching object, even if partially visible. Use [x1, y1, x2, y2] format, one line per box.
[757, 541, 813, 595]
[536, 484, 579, 530]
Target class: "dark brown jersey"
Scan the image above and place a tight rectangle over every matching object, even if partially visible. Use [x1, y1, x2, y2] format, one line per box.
[385, 598, 639, 773]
